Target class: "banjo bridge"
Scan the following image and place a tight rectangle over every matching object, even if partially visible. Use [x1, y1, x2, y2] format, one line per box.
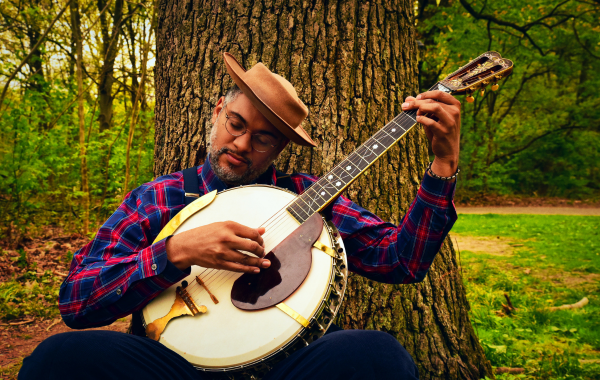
[196, 275, 219, 304]
[145, 286, 207, 341]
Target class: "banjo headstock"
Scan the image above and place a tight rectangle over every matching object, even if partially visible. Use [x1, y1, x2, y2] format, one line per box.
[438, 51, 514, 102]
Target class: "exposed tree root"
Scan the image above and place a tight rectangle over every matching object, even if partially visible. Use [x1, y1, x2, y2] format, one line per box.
[548, 297, 589, 311]
[495, 367, 525, 374]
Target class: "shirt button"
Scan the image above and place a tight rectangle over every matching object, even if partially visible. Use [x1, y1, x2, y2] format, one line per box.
[116, 288, 122, 295]
[151, 263, 157, 271]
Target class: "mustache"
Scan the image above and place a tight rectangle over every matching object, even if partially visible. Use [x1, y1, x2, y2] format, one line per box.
[216, 147, 252, 166]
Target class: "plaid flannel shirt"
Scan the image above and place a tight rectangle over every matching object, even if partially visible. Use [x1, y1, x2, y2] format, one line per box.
[59, 158, 457, 328]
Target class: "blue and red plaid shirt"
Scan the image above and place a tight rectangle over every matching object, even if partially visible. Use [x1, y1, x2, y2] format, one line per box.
[59, 158, 457, 329]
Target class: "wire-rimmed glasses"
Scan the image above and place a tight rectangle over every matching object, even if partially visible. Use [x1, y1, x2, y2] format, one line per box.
[224, 105, 281, 153]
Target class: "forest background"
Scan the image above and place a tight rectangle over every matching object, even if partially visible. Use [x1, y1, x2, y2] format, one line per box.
[0, 0, 598, 238]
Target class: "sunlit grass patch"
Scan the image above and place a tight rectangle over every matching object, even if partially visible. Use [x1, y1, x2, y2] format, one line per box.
[453, 214, 600, 379]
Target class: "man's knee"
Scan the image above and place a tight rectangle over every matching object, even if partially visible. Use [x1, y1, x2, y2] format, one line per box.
[19, 332, 93, 379]
[266, 329, 419, 380]
[322, 330, 418, 376]
[19, 330, 201, 380]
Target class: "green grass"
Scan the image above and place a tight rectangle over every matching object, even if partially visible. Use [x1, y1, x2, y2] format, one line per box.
[453, 214, 600, 380]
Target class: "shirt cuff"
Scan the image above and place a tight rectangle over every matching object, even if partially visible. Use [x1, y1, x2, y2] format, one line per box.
[418, 171, 457, 210]
[137, 237, 190, 282]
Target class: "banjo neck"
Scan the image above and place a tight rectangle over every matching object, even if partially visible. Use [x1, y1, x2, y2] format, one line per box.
[287, 82, 451, 224]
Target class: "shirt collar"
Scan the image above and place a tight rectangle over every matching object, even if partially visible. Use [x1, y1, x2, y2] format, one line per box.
[201, 154, 277, 193]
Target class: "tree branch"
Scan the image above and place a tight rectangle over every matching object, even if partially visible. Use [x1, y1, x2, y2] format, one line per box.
[45, 37, 99, 85]
[0, 1, 68, 110]
[458, 0, 574, 56]
[489, 126, 590, 166]
[572, 19, 600, 60]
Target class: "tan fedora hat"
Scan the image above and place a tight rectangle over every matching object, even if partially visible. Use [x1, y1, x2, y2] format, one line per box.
[223, 52, 316, 147]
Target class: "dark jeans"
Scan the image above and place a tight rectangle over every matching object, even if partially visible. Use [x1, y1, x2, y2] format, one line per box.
[19, 327, 419, 380]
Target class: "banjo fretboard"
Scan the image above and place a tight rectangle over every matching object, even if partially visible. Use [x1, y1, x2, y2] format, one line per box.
[286, 83, 451, 224]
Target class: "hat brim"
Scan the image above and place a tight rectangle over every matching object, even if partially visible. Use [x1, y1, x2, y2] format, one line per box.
[223, 53, 316, 147]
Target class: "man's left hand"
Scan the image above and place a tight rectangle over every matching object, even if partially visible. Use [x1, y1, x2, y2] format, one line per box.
[402, 91, 461, 178]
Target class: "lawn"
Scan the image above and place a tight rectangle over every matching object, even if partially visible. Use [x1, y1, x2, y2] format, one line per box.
[452, 214, 600, 380]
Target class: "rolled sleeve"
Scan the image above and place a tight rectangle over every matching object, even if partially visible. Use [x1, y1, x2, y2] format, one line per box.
[291, 171, 458, 284]
[59, 175, 190, 329]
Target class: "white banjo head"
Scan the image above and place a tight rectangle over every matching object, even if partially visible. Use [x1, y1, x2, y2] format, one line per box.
[142, 185, 345, 370]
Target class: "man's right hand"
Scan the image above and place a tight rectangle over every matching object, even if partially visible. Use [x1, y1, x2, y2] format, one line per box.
[165, 221, 270, 273]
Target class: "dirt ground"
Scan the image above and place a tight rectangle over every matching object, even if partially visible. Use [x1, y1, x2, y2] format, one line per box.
[452, 235, 520, 256]
[456, 206, 600, 215]
[1, 316, 130, 376]
[0, 227, 132, 378]
[454, 193, 600, 208]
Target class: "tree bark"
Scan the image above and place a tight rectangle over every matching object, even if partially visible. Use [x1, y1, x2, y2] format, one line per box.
[154, 0, 492, 378]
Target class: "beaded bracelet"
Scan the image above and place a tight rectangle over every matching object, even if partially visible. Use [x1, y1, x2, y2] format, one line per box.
[427, 161, 460, 181]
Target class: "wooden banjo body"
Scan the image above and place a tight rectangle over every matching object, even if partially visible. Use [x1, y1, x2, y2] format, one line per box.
[142, 185, 348, 378]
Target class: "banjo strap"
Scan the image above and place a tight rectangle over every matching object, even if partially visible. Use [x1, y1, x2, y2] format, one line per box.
[182, 166, 200, 205]
[130, 166, 199, 336]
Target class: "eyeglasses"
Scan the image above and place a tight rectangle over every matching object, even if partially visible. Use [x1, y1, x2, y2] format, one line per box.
[224, 105, 281, 153]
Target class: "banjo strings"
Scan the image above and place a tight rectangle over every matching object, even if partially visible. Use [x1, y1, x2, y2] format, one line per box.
[184, 111, 418, 302]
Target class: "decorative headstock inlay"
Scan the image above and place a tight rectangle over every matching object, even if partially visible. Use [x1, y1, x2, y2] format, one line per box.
[439, 51, 513, 96]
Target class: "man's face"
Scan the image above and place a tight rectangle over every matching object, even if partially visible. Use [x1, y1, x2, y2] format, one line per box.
[209, 93, 288, 186]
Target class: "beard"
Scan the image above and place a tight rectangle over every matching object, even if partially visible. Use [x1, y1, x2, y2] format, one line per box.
[208, 123, 276, 186]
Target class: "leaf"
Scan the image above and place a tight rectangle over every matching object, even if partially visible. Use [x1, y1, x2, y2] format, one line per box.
[486, 344, 507, 353]
[550, 326, 560, 332]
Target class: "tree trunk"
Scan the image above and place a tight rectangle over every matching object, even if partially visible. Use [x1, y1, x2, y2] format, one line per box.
[154, 0, 493, 378]
[96, 0, 124, 133]
[70, 0, 89, 234]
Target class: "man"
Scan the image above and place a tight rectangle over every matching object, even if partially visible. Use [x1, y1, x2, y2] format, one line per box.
[19, 53, 460, 379]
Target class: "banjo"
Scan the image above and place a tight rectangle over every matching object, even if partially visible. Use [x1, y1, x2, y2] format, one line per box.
[141, 52, 513, 379]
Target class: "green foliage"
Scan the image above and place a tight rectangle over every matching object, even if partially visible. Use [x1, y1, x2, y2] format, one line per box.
[0, 0, 156, 238]
[0, 277, 60, 322]
[454, 214, 600, 379]
[0, 80, 155, 236]
[417, 0, 600, 199]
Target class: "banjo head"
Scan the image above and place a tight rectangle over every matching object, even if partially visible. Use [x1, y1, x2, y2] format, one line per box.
[142, 185, 347, 376]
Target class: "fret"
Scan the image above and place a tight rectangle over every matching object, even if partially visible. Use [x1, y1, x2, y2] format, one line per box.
[346, 151, 370, 172]
[359, 140, 380, 160]
[393, 112, 416, 128]
[381, 122, 406, 141]
[300, 186, 328, 212]
[316, 176, 342, 200]
[305, 183, 330, 203]
[370, 130, 396, 149]
[353, 145, 377, 168]
[329, 166, 352, 188]
[292, 177, 336, 218]
[296, 190, 320, 215]
[312, 180, 336, 199]
[337, 159, 362, 182]
[378, 125, 395, 140]
[287, 201, 310, 224]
